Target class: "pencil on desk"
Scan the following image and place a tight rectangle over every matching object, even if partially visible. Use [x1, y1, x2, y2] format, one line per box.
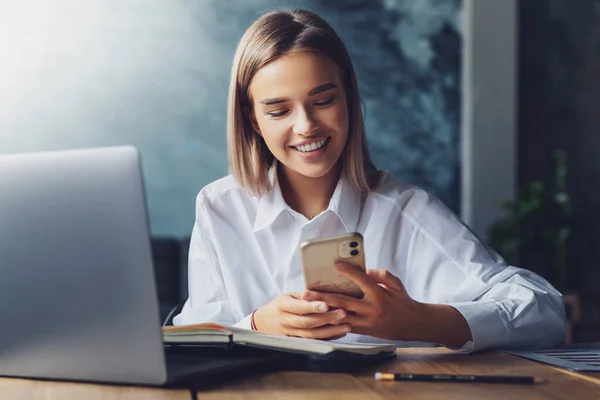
[374, 372, 547, 385]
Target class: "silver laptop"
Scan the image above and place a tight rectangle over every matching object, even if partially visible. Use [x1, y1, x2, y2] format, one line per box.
[0, 146, 278, 386]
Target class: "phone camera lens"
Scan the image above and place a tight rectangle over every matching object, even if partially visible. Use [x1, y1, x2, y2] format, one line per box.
[350, 249, 359, 256]
[349, 241, 358, 248]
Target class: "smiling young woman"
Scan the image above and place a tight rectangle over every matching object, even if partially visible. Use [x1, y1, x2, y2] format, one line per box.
[174, 9, 566, 353]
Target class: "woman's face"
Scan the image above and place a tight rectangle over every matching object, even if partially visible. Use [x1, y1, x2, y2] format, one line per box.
[248, 52, 349, 182]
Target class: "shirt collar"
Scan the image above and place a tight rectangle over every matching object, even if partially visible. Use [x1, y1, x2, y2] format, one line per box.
[328, 172, 363, 233]
[253, 162, 364, 233]
[253, 162, 288, 232]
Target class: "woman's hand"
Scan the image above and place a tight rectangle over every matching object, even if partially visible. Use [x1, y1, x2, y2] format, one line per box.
[302, 262, 472, 347]
[253, 293, 351, 340]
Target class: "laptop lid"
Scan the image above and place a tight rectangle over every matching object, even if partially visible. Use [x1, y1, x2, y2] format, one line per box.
[0, 146, 168, 385]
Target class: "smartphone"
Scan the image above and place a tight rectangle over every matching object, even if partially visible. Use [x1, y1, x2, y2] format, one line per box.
[300, 232, 366, 298]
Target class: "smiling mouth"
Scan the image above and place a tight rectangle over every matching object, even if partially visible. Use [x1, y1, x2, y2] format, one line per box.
[292, 137, 330, 153]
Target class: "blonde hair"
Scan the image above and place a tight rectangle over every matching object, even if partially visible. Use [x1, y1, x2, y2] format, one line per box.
[227, 9, 378, 196]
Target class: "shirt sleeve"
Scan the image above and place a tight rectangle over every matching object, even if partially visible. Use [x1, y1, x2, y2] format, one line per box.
[400, 195, 567, 353]
[172, 199, 237, 327]
[445, 267, 567, 353]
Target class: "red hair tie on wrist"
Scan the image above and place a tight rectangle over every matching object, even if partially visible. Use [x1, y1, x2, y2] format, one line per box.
[250, 309, 258, 330]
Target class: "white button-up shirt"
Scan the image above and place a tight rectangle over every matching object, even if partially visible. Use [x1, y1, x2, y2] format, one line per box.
[174, 165, 566, 353]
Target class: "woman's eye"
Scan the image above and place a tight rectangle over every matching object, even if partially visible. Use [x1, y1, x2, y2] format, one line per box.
[265, 98, 334, 117]
[314, 98, 334, 106]
[266, 110, 289, 118]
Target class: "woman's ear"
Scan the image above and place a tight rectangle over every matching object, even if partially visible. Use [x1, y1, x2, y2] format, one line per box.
[243, 106, 262, 137]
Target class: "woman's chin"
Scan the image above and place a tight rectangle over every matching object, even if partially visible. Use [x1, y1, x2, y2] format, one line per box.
[285, 162, 340, 181]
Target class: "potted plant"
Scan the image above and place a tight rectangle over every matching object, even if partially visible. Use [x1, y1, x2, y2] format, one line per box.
[488, 150, 574, 290]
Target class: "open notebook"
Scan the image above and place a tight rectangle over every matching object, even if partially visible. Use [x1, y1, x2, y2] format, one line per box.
[162, 324, 396, 358]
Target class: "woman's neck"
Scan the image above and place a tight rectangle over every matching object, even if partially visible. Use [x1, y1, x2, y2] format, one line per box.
[278, 162, 342, 220]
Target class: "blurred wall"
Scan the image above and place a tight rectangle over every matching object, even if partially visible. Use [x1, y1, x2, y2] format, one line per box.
[0, 0, 461, 237]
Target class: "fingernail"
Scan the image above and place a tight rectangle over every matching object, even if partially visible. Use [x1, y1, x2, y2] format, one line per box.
[336, 309, 346, 319]
[343, 325, 351, 333]
[317, 303, 328, 312]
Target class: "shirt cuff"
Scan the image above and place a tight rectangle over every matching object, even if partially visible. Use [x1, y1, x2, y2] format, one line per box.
[446, 301, 505, 353]
[233, 313, 253, 330]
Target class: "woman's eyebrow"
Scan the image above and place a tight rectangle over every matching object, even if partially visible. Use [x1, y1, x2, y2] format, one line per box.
[259, 83, 337, 105]
[309, 82, 336, 95]
[259, 97, 287, 105]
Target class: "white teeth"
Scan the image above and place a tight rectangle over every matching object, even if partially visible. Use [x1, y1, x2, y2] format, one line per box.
[295, 138, 328, 153]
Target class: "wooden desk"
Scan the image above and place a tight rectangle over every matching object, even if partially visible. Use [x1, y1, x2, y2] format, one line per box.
[1, 349, 598, 399]
[197, 348, 600, 400]
[0, 377, 190, 400]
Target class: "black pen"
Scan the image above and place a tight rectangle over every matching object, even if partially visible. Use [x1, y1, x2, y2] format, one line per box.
[374, 372, 547, 385]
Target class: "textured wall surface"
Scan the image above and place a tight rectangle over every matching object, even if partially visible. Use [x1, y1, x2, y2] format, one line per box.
[519, 0, 600, 292]
[0, 0, 462, 237]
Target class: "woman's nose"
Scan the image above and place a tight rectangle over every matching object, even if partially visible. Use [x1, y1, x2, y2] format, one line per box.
[292, 108, 319, 136]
